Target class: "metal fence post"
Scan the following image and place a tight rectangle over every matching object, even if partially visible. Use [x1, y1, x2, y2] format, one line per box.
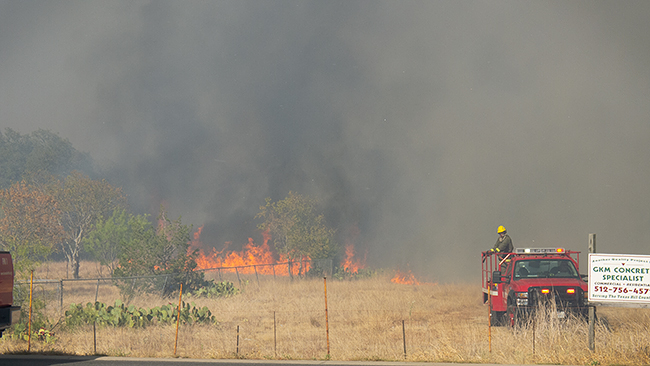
[95, 279, 100, 303]
[588, 233, 596, 351]
[236, 325, 240, 355]
[59, 279, 64, 313]
[402, 320, 407, 360]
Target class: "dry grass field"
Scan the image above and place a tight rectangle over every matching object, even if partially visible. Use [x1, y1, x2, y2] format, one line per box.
[2, 261, 649, 365]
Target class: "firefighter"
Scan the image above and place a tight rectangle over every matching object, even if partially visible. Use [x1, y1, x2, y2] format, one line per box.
[490, 225, 513, 256]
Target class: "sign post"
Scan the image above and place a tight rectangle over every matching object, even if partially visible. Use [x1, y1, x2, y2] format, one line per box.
[588, 234, 595, 351]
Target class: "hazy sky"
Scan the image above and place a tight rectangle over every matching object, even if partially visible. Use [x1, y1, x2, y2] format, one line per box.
[2, 1, 649, 281]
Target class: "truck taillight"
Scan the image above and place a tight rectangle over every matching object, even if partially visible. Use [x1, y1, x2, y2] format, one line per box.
[566, 288, 575, 294]
[541, 288, 550, 294]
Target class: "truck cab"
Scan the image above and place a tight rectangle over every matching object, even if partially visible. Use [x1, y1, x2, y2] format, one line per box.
[0, 252, 21, 336]
[482, 248, 588, 326]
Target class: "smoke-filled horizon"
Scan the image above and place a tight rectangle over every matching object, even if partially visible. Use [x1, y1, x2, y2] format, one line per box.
[2, 1, 650, 281]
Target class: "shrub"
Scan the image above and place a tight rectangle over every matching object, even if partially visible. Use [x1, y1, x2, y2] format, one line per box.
[189, 281, 239, 298]
[6, 288, 56, 343]
[333, 266, 376, 281]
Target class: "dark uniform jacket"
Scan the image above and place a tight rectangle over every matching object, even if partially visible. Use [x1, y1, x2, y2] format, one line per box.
[492, 234, 513, 254]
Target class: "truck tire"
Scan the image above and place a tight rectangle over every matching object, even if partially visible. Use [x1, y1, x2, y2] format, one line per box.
[490, 310, 504, 326]
[506, 303, 519, 328]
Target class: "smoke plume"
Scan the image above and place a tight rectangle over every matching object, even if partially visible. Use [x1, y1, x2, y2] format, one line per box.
[2, 1, 650, 280]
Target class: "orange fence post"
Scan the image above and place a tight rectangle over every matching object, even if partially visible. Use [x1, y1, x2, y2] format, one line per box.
[28, 270, 33, 352]
[488, 280, 492, 353]
[324, 276, 330, 357]
[174, 283, 183, 356]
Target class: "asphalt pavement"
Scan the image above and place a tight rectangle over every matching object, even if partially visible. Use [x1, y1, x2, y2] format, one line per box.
[0, 355, 575, 366]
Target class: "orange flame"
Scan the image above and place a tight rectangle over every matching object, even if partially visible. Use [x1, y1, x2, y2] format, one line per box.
[391, 269, 420, 285]
[342, 244, 366, 273]
[191, 228, 310, 276]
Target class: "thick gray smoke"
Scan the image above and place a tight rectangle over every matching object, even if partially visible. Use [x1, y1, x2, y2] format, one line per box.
[2, 1, 650, 281]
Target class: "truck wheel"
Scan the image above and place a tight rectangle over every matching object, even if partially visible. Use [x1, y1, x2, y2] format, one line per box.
[506, 304, 518, 328]
[490, 310, 504, 326]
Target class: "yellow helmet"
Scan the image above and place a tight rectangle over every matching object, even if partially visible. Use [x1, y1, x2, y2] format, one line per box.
[497, 225, 507, 234]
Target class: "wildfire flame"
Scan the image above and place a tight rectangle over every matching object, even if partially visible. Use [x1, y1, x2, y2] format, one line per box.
[342, 244, 366, 274]
[191, 228, 310, 276]
[391, 268, 420, 285]
[189, 224, 426, 283]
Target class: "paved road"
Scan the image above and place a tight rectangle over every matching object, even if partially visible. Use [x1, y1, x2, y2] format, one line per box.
[0, 355, 554, 366]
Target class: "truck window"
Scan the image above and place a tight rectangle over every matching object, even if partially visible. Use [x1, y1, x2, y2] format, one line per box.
[514, 259, 578, 279]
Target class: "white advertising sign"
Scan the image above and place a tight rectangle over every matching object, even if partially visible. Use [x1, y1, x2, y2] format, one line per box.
[588, 253, 650, 304]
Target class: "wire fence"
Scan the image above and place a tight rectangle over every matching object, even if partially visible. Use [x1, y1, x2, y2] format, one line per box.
[196, 257, 334, 283]
[12, 261, 464, 361]
[8, 262, 616, 362]
[14, 259, 334, 315]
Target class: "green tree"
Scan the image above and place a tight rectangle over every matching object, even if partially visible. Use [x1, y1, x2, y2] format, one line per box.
[0, 128, 93, 189]
[0, 181, 65, 276]
[52, 171, 127, 279]
[256, 192, 337, 274]
[82, 208, 131, 277]
[113, 207, 206, 297]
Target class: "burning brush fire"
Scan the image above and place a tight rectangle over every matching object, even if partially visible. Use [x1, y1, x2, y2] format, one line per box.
[391, 268, 420, 285]
[341, 244, 366, 274]
[190, 227, 309, 276]
[189, 226, 428, 284]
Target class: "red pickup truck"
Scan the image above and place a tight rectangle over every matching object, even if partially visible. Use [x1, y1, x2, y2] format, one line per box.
[482, 248, 589, 326]
[0, 252, 21, 336]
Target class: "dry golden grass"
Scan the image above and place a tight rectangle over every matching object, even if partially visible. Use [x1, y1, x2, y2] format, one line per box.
[2, 261, 649, 365]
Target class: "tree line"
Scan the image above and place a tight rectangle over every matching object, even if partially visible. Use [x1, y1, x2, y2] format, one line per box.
[0, 128, 338, 286]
